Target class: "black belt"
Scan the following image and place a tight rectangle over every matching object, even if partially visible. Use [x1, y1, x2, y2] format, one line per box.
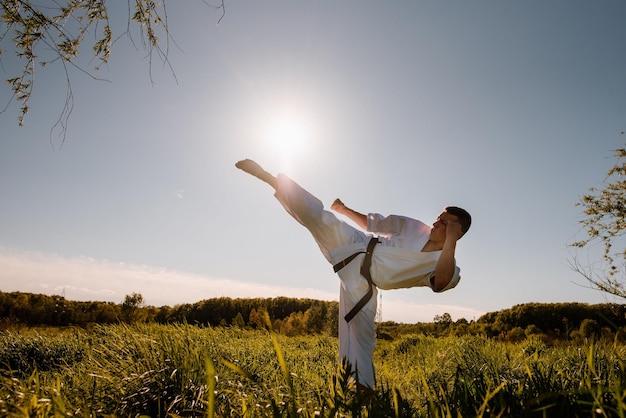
[332, 237, 380, 323]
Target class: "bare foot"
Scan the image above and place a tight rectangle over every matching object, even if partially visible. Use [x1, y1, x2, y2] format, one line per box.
[235, 159, 278, 189]
[235, 159, 265, 176]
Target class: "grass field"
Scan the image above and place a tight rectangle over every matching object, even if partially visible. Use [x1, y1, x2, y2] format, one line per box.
[1, 323, 625, 417]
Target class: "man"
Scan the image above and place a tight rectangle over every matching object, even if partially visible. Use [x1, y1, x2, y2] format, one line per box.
[235, 159, 471, 389]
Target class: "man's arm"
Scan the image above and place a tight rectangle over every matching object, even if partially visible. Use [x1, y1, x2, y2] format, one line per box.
[331, 198, 368, 230]
[432, 221, 463, 291]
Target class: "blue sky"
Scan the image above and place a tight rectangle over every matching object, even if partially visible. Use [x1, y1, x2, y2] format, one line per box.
[1, 1, 624, 322]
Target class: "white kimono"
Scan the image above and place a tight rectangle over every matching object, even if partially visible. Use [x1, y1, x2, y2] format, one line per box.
[273, 174, 460, 388]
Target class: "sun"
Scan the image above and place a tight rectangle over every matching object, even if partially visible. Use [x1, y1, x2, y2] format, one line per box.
[264, 109, 310, 160]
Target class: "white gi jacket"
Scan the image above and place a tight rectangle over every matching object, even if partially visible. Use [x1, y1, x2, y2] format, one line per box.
[330, 214, 461, 292]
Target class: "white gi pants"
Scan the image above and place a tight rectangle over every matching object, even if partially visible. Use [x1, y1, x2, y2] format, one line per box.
[273, 174, 378, 388]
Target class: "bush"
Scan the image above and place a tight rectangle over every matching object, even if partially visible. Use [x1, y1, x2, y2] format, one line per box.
[0, 332, 85, 377]
[507, 327, 525, 342]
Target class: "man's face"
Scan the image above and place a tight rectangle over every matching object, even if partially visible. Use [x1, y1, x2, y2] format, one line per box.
[431, 211, 460, 241]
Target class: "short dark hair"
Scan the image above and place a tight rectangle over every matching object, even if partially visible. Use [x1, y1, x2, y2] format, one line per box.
[444, 206, 472, 235]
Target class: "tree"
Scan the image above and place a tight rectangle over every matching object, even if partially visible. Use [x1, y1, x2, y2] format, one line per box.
[303, 305, 326, 334]
[579, 318, 600, 340]
[283, 311, 305, 336]
[248, 308, 267, 329]
[121, 292, 144, 323]
[433, 312, 452, 328]
[0, 0, 224, 143]
[232, 312, 245, 328]
[571, 144, 626, 298]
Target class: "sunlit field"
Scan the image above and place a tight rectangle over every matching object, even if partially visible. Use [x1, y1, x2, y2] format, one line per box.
[1, 324, 625, 417]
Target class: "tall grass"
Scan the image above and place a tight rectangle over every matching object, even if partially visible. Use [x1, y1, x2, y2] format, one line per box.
[376, 334, 626, 416]
[1, 324, 625, 416]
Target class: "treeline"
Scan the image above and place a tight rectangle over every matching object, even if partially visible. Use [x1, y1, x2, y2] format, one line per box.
[377, 302, 626, 344]
[475, 302, 626, 342]
[0, 291, 338, 336]
[1, 291, 625, 343]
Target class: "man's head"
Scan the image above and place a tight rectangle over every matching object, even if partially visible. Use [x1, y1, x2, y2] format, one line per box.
[444, 206, 472, 237]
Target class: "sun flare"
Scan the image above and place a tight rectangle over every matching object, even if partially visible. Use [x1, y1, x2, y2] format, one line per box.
[264, 109, 310, 160]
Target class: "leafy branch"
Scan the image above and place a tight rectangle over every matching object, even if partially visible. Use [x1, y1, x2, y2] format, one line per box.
[0, 0, 225, 146]
[571, 143, 626, 298]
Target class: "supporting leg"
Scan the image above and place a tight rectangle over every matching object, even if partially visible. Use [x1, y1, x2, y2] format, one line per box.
[339, 283, 377, 389]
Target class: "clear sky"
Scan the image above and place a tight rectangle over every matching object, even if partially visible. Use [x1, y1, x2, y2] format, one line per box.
[1, 1, 624, 323]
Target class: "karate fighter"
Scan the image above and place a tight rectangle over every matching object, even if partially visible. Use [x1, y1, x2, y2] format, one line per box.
[235, 159, 471, 389]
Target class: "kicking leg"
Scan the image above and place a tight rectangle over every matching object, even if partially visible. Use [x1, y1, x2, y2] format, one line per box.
[236, 159, 279, 190]
[236, 159, 366, 262]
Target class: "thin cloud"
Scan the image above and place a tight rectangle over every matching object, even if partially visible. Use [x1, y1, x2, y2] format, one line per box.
[0, 247, 337, 306]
